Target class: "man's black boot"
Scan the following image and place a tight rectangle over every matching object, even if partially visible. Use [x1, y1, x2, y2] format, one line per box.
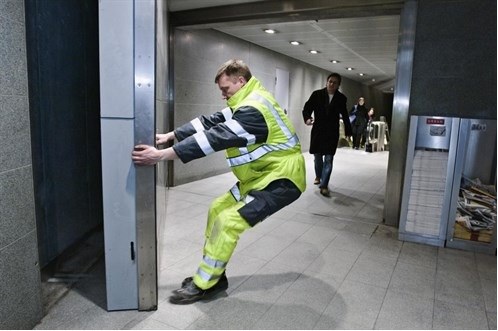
[175, 272, 227, 292]
[169, 275, 228, 305]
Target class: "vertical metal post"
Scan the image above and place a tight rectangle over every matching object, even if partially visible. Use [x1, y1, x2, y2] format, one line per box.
[156, 0, 171, 187]
[384, 0, 418, 226]
[134, 0, 157, 311]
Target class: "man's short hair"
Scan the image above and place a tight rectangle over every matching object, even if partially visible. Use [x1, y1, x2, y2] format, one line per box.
[327, 72, 342, 85]
[215, 59, 252, 83]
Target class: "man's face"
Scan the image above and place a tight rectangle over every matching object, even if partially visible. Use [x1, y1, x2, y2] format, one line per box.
[326, 76, 340, 94]
[217, 74, 246, 100]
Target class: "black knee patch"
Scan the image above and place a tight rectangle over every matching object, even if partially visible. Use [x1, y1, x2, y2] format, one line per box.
[238, 179, 301, 227]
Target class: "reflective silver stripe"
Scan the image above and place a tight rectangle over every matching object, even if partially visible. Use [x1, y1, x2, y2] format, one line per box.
[196, 268, 223, 282]
[244, 194, 255, 204]
[239, 146, 248, 155]
[196, 268, 213, 282]
[190, 118, 204, 133]
[203, 255, 227, 269]
[221, 107, 232, 120]
[193, 131, 215, 155]
[225, 119, 256, 145]
[228, 134, 300, 167]
[230, 184, 255, 204]
[230, 184, 241, 201]
[249, 93, 292, 139]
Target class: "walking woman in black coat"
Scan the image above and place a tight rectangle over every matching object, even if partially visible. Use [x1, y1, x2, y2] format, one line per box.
[302, 73, 352, 197]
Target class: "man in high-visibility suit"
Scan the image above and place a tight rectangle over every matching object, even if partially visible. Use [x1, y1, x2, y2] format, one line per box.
[132, 59, 306, 304]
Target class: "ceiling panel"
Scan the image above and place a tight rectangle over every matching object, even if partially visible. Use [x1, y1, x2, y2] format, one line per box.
[168, 0, 270, 12]
[169, 0, 401, 92]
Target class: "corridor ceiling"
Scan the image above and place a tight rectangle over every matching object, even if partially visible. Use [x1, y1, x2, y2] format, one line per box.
[168, 0, 403, 93]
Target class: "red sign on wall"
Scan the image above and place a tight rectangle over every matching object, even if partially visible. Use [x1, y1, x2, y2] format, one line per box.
[426, 118, 445, 125]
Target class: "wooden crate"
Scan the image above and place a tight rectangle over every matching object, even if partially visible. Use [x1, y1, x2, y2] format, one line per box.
[453, 222, 493, 243]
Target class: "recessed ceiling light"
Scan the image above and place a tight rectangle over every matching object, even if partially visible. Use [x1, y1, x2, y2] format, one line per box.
[371, 78, 376, 82]
[346, 67, 354, 71]
[263, 29, 277, 34]
[309, 50, 320, 54]
[290, 41, 301, 45]
[359, 73, 366, 76]
[330, 60, 340, 64]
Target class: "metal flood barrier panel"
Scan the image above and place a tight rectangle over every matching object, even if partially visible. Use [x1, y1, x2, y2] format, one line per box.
[99, 0, 157, 311]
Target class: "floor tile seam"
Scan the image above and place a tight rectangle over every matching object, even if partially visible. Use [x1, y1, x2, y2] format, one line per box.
[435, 263, 484, 283]
[121, 313, 162, 330]
[184, 304, 217, 330]
[476, 268, 498, 280]
[333, 214, 383, 226]
[144, 316, 177, 330]
[484, 311, 495, 330]
[329, 235, 366, 281]
[247, 273, 302, 326]
[384, 285, 436, 302]
[166, 189, 221, 200]
[432, 296, 490, 317]
[251, 223, 340, 327]
[338, 221, 378, 241]
[262, 232, 323, 272]
[269, 219, 315, 237]
[165, 210, 208, 220]
[475, 252, 496, 301]
[164, 249, 203, 274]
[310, 278, 345, 331]
[323, 239, 371, 258]
[176, 236, 206, 246]
[372, 241, 403, 330]
[345, 188, 383, 199]
[357, 249, 400, 266]
[224, 257, 274, 296]
[399, 251, 437, 272]
[237, 259, 302, 330]
[434, 286, 486, 311]
[37, 284, 102, 329]
[431, 246, 442, 330]
[244, 233, 296, 258]
[392, 259, 438, 275]
[294, 220, 340, 255]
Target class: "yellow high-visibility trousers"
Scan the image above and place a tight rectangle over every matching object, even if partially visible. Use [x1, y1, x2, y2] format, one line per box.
[192, 179, 302, 290]
[193, 191, 250, 290]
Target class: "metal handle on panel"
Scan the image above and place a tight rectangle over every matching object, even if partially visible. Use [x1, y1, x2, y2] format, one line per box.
[130, 242, 135, 261]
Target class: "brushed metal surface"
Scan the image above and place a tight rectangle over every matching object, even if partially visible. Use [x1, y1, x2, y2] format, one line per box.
[383, 0, 417, 227]
[156, 0, 172, 187]
[99, 0, 138, 311]
[134, 0, 158, 311]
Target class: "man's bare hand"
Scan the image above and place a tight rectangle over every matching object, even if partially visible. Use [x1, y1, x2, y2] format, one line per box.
[156, 132, 175, 145]
[132, 145, 163, 166]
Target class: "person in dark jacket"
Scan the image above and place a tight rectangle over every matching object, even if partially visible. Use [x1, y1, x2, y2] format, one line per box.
[302, 73, 352, 197]
[361, 107, 375, 147]
[350, 97, 369, 149]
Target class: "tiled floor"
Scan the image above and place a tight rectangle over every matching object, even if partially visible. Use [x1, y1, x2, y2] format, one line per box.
[35, 149, 497, 330]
